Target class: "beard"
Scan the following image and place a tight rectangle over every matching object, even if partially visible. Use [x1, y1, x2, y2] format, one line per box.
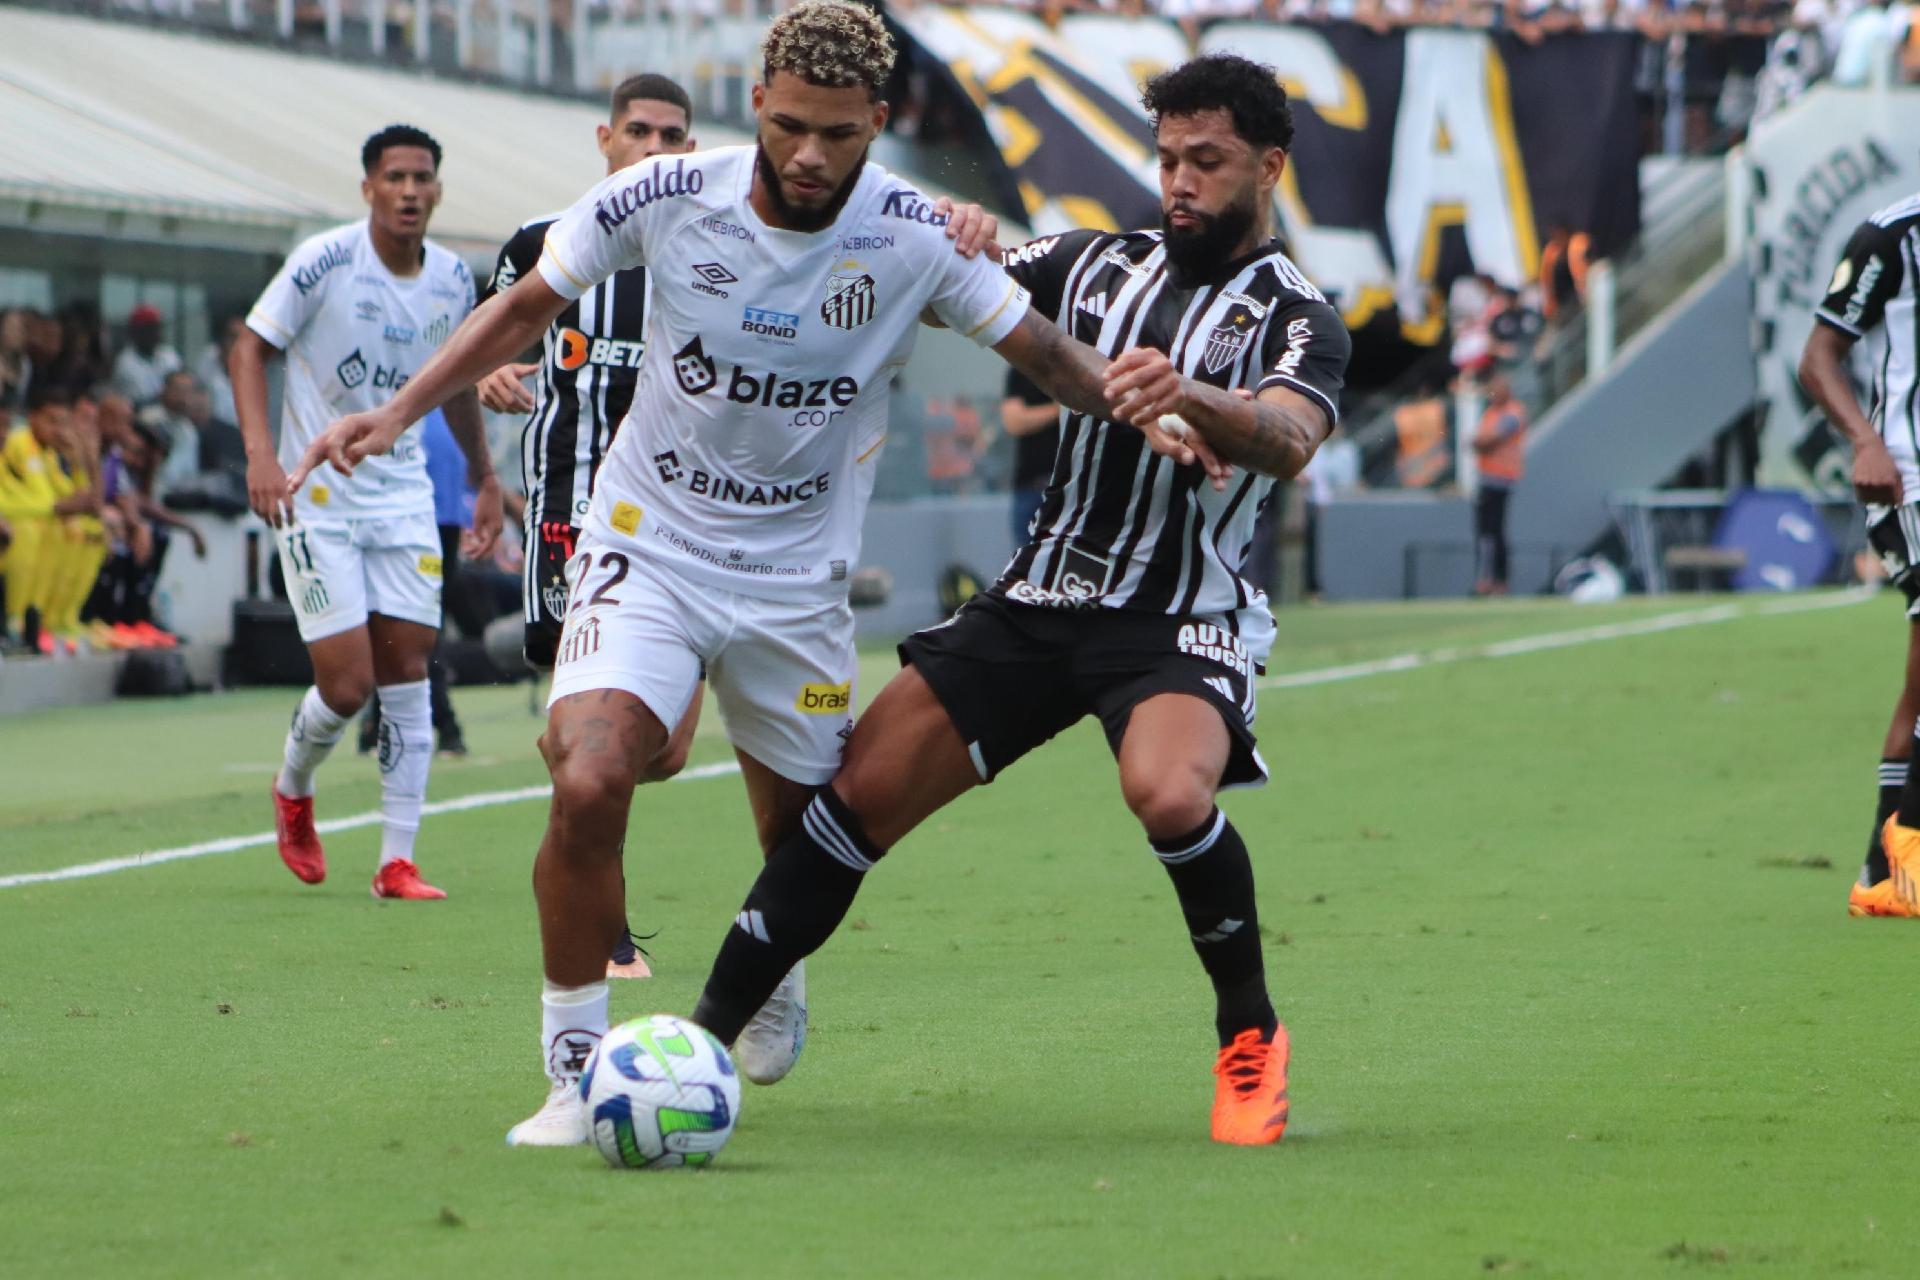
[1161, 189, 1259, 280]
[755, 140, 867, 233]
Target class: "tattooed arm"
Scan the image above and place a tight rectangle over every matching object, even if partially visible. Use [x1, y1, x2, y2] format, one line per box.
[992, 309, 1231, 482]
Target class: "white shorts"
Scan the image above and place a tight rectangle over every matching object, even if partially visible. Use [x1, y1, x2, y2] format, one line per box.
[274, 512, 444, 642]
[547, 534, 855, 785]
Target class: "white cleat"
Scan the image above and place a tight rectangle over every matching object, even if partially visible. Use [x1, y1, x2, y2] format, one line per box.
[505, 1079, 588, 1147]
[735, 960, 808, 1086]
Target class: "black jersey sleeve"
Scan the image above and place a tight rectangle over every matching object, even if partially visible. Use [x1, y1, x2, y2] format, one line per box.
[1002, 229, 1108, 323]
[1815, 218, 1906, 339]
[479, 222, 546, 306]
[1254, 296, 1351, 425]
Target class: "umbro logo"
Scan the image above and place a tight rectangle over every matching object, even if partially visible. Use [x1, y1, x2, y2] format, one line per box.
[1076, 293, 1109, 319]
[692, 262, 738, 298]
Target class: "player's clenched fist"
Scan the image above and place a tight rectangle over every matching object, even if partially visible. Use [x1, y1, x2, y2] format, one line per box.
[287, 409, 407, 490]
[1102, 347, 1232, 490]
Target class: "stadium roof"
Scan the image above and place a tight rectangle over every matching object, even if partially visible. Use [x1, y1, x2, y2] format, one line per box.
[0, 8, 750, 257]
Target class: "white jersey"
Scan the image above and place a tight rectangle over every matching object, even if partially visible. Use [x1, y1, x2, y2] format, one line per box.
[247, 220, 476, 521]
[536, 146, 1029, 599]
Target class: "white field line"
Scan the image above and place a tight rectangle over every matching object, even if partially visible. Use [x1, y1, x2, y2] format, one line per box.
[0, 590, 1873, 892]
[1256, 588, 1870, 692]
[0, 761, 741, 891]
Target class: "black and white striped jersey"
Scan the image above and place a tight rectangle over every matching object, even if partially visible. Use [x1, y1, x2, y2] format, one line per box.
[1817, 193, 1920, 497]
[483, 214, 651, 531]
[995, 228, 1350, 622]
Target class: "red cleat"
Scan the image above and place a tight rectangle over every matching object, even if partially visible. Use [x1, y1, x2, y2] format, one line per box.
[271, 786, 327, 884]
[372, 859, 446, 900]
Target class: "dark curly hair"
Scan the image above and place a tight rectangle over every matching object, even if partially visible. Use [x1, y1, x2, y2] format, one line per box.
[361, 124, 443, 175]
[1141, 54, 1293, 153]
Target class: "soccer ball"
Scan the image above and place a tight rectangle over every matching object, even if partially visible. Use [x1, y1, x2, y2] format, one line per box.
[580, 1015, 741, 1170]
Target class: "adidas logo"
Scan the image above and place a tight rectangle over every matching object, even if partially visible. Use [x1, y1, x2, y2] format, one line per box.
[1194, 917, 1244, 944]
[735, 909, 770, 943]
[1076, 292, 1109, 319]
[1204, 675, 1235, 703]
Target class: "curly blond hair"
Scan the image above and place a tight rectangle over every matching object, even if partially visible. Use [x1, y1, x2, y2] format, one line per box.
[762, 0, 896, 99]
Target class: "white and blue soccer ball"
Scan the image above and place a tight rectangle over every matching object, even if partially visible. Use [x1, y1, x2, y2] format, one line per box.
[581, 1015, 740, 1170]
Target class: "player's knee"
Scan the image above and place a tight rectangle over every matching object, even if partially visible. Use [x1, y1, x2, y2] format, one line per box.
[548, 747, 638, 836]
[318, 673, 373, 717]
[1121, 771, 1215, 843]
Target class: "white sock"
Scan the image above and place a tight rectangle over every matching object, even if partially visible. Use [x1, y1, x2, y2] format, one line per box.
[277, 686, 349, 798]
[541, 980, 610, 1086]
[375, 678, 433, 867]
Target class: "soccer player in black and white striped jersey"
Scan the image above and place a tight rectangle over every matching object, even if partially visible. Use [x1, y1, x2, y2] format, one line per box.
[475, 74, 707, 973]
[690, 54, 1350, 1145]
[1801, 190, 1920, 917]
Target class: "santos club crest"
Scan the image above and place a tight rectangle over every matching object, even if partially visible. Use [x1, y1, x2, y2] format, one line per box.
[821, 261, 876, 330]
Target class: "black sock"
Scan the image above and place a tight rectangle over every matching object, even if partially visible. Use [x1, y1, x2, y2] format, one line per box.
[1153, 810, 1276, 1047]
[692, 789, 881, 1045]
[1869, 757, 1903, 883]
[1889, 744, 1920, 836]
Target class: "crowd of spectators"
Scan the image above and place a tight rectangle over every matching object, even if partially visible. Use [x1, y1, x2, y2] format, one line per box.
[0, 302, 249, 657]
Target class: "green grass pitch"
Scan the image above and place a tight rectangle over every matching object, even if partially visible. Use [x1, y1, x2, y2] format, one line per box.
[3, 592, 1918, 1277]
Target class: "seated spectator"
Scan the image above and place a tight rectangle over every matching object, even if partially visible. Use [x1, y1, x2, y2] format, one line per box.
[0, 308, 32, 418]
[196, 315, 245, 427]
[84, 418, 204, 647]
[111, 303, 182, 405]
[0, 383, 107, 652]
[138, 370, 204, 498]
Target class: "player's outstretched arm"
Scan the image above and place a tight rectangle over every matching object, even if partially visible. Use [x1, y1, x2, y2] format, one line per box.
[1800, 322, 1901, 506]
[287, 276, 570, 491]
[1105, 347, 1328, 481]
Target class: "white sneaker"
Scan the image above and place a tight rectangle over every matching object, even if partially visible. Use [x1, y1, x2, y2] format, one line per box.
[506, 1079, 588, 1147]
[735, 960, 808, 1086]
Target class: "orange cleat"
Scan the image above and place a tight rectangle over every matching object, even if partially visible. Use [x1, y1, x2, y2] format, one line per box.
[1211, 1025, 1290, 1146]
[1848, 879, 1914, 917]
[271, 786, 327, 884]
[372, 859, 446, 900]
[1869, 818, 1920, 917]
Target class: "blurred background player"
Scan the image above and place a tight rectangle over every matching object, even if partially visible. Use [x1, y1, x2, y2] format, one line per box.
[1799, 189, 1920, 917]
[231, 124, 502, 901]
[473, 72, 708, 980]
[688, 53, 1349, 1148]
[287, 0, 1143, 1149]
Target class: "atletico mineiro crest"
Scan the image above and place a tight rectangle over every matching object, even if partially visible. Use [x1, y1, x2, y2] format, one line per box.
[1202, 310, 1256, 376]
[821, 260, 877, 330]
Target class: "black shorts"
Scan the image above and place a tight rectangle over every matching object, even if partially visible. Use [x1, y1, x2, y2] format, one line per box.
[899, 591, 1267, 789]
[1867, 505, 1920, 619]
[523, 518, 581, 669]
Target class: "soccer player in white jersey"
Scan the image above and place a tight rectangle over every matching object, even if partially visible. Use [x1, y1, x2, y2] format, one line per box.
[232, 125, 503, 902]
[289, 0, 1205, 1146]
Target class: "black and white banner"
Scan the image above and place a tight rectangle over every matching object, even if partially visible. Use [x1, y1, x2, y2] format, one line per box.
[894, 11, 1641, 344]
[1742, 87, 1920, 489]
